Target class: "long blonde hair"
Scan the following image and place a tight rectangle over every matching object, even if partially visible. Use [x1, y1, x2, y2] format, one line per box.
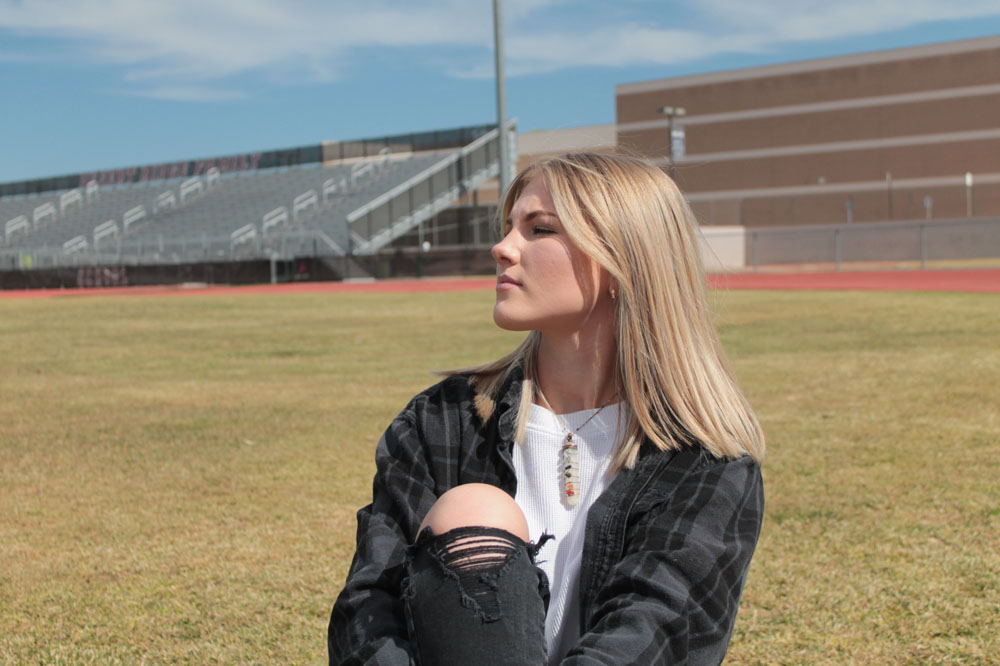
[463, 152, 764, 470]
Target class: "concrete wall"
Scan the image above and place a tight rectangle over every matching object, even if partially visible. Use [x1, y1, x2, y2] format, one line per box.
[698, 226, 746, 270]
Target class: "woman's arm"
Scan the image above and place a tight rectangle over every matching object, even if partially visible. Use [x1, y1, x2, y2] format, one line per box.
[328, 375, 494, 665]
[328, 406, 442, 666]
[565, 453, 764, 666]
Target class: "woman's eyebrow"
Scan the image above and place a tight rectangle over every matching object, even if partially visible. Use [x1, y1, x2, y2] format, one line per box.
[516, 210, 559, 223]
[505, 209, 560, 228]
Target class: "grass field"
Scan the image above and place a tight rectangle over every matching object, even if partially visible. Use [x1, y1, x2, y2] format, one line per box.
[1, 287, 998, 665]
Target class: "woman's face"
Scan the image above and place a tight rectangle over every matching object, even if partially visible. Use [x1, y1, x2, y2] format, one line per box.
[492, 176, 612, 336]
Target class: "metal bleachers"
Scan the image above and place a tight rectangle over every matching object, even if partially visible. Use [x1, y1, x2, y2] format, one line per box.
[0, 122, 512, 276]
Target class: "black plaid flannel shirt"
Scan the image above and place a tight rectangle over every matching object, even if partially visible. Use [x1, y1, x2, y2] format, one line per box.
[329, 367, 764, 665]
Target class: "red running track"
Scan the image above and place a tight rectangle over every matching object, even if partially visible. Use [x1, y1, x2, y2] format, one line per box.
[0, 277, 497, 299]
[707, 268, 1000, 294]
[1, 269, 998, 299]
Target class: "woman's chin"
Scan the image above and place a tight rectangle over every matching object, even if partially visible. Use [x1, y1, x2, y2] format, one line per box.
[492, 306, 533, 331]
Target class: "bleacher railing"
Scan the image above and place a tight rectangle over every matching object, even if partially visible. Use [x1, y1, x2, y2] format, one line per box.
[345, 121, 515, 255]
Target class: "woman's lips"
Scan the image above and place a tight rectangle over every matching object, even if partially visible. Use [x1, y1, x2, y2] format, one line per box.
[496, 275, 522, 290]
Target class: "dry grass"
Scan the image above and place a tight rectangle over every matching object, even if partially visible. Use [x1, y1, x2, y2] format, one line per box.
[717, 290, 1000, 665]
[1, 288, 997, 664]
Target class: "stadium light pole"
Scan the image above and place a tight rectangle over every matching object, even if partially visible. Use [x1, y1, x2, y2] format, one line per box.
[493, 0, 510, 196]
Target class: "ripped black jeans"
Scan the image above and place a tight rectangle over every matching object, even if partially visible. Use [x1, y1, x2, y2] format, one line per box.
[403, 526, 552, 666]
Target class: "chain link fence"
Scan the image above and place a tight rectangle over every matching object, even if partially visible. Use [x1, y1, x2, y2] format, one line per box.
[744, 217, 1000, 270]
[2, 215, 998, 289]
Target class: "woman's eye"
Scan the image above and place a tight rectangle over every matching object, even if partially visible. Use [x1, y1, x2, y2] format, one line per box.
[533, 226, 556, 235]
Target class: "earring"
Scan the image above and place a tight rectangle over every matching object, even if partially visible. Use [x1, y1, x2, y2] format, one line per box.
[609, 286, 617, 301]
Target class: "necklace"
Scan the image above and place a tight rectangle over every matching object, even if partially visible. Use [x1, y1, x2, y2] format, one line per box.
[535, 386, 614, 507]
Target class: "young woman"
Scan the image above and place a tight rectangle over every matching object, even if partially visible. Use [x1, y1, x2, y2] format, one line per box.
[329, 152, 765, 666]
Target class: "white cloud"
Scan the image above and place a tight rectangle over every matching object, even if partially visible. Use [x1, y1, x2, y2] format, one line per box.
[497, 25, 745, 76]
[492, 0, 1000, 76]
[118, 85, 248, 102]
[0, 0, 495, 89]
[0, 0, 998, 97]
[697, 0, 1000, 43]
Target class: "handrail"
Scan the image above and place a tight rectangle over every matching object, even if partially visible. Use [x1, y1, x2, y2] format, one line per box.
[293, 190, 318, 220]
[346, 120, 514, 224]
[349, 150, 392, 185]
[63, 235, 88, 253]
[154, 191, 177, 214]
[350, 161, 375, 185]
[180, 177, 203, 203]
[123, 205, 146, 231]
[230, 223, 256, 246]
[34, 202, 57, 227]
[93, 220, 119, 247]
[5, 215, 29, 240]
[262, 207, 289, 234]
[323, 177, 345, 204]
[60, 188, 83, 213]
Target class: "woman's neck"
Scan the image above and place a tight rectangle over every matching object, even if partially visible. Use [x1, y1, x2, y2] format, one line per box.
[535, 328, 617, 414]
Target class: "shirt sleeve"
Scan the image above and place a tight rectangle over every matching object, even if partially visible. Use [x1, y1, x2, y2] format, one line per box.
[563, 454, 764, 666]
[327, 399, 444, 666]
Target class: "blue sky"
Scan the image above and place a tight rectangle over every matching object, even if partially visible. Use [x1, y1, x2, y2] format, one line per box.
[2, 0, 1000, 185]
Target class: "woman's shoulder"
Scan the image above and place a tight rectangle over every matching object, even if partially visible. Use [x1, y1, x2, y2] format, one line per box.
[402, 366, 523, 426]
[410, 372, 476, 405]
[632, 443, 762, 506]
[400, 373, 478, 415]
[638, 438, 761, 472]
[396, 373, 498, 425]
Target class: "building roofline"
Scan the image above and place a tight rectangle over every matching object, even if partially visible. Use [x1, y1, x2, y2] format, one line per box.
[616, 35, 1000, 95]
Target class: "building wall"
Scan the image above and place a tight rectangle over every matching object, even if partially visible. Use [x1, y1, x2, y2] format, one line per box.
[616, 36, 1000, 227]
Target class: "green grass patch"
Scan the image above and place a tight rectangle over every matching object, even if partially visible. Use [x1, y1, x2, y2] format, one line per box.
[1, 288, 998, 664]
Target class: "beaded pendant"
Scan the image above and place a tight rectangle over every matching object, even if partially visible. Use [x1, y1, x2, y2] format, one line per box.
[561, 434, 581, 507]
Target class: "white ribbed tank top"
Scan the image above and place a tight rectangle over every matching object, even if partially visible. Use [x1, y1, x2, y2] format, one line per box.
[513, 402, 623, 664]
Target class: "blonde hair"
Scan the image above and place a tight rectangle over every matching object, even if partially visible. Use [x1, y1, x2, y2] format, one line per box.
[462, 152, 764, 470]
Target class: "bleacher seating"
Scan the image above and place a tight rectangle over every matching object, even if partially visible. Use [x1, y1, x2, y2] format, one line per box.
[0, 122, 510, 274]
[2, 151, 447, 257]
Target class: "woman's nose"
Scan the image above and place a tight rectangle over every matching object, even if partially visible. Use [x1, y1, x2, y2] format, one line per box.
[491, 232, 519, 264]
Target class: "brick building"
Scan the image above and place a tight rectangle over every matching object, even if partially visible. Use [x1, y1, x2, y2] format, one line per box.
[615, 36, 1000, 228]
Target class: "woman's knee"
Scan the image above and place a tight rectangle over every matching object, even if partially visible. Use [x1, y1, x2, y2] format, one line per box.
[406, 487, 547, 664]
[419, 483, 529, 542]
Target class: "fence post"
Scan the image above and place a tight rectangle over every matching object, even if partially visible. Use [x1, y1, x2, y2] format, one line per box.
[834, 228, 841, 271]
[751, 230, 758, 272]
[886, 171, 893, 220]
[920, 223, 927, 269]
[965, 172, 974, 217]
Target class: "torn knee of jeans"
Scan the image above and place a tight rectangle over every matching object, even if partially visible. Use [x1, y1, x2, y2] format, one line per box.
[530, 532, 554, 560]
[421, 526, 526, 623]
